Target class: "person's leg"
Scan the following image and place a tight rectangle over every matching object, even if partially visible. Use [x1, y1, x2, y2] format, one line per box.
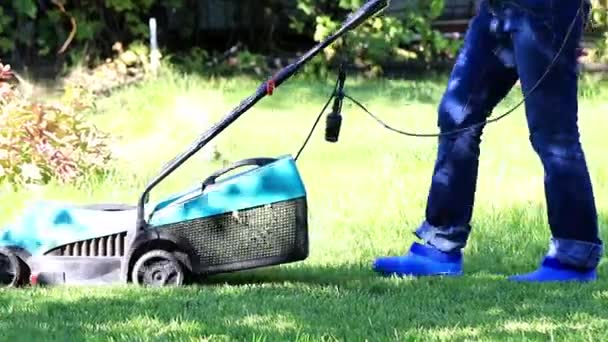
[507, 0, 603, 282]
[373, 0, 519, 277]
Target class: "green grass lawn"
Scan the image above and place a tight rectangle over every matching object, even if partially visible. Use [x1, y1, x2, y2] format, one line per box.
[1, 69, 607, 341]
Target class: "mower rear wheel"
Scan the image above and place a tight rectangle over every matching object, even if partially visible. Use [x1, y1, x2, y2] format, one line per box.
[132, 249, 185, 287]
[0, 249, 22, 288]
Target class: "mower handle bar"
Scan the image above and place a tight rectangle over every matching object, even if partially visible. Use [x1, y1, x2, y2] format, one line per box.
[135, 0, 389, 231]
[201, 157, 278, 190]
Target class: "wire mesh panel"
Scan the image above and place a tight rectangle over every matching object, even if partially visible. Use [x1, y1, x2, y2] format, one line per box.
[161, 197, 308, 273]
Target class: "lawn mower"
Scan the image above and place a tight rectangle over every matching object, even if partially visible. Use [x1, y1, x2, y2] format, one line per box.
[0, 0, 389, 288]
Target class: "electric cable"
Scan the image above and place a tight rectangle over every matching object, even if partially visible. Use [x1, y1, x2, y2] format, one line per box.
[344, 0, 585, 138]
[294, 78, 339, 161]
[294, 0, 584, 156]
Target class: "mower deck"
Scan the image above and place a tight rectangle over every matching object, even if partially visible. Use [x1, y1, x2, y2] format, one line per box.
[1, 156, 309, 287]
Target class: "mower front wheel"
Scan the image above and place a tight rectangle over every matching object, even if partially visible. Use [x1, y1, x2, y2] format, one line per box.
[0, 248, 25, 288]
[131, 249, 186, 287]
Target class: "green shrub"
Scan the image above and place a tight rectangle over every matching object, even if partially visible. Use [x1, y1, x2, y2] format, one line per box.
[0, 0, 158, 67]
[290, 0, 460, 77]
[0, 0, 464, 77]
[588, 1, 608, 63]
[0, 61, 113, 187]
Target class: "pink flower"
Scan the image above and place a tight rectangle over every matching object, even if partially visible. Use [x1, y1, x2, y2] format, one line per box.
[0, 63, 12, 80]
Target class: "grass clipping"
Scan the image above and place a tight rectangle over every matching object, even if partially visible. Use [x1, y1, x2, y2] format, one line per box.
[0, 61, 113, 187]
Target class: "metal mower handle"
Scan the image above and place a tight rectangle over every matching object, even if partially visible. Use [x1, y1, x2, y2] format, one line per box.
[201, 157, 278, 189]
[135, 0, 389, 231]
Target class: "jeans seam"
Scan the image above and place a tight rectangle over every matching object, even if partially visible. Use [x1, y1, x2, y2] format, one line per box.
[415, 221, 470, 253]
[551, 237, 603, 269]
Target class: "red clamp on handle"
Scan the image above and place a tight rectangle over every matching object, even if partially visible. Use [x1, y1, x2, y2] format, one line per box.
[266, 79, 276, 95]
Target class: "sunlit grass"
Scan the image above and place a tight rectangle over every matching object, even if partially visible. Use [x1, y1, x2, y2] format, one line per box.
[1, 69, 607, 341]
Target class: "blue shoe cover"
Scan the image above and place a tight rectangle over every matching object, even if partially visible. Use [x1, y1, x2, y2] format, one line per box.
[372, 242, 463, 277]
[508, 257, 597, 283]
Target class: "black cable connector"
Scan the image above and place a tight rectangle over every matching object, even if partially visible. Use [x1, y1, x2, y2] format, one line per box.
[325, 68, 346, 143]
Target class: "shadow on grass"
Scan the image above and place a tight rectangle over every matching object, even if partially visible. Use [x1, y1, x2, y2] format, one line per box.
[1, 263, 606, 340]
[0, 210, 606, 341]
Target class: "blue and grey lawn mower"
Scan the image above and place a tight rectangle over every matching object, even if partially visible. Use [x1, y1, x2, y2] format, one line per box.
[0, 0, 389, 288]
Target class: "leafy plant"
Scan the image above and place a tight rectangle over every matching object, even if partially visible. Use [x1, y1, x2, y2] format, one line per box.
[290, 0, 460, 77]
[0, 60, 113, 187]
[588, 0, 608, 62]
[0, 0, 161, 68]
[590, 0, 608, 28]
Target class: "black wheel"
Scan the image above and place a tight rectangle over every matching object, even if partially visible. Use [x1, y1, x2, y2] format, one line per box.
[132, 249, 185, 287]
[0, 248, 22, 288]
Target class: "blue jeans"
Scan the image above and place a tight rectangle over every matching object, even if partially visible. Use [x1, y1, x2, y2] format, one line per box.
[416, 0, 603, 269]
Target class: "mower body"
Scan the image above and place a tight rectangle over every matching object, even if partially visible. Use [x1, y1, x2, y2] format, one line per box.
[0, 156, 309, 286]
[0, 0, 391, 288]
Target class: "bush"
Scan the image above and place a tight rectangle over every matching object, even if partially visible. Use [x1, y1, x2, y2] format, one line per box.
[0, 0, 277, 71]
[290, 0, 461, 76]
[589, 0, 608, 63]
[0, 0, 176, 74]
[0, 61, 113, 187]
[0, 0, 465, 78]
